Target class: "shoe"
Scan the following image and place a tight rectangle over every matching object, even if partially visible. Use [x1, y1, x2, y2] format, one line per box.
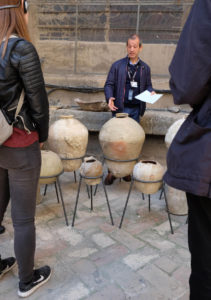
[0, 225, 5, 234]
[123, 175, 131, 182]
[104, 173, 116, 185]
[18, 266, 51, 298]
[0, 257, 16, 279]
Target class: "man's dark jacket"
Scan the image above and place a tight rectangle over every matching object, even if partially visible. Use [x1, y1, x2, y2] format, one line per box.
[164, 0, 211, 197]
[104, 56, 153, 116]
[0, 37, 49, 143]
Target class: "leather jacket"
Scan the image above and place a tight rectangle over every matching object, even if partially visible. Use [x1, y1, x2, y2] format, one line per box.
[0, 37, 49, 143]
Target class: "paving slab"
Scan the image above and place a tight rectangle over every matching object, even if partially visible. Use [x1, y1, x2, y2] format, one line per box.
[0, 137, 190, 300]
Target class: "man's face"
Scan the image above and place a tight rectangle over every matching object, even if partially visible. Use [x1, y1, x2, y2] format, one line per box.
[127, 38, 142, 60]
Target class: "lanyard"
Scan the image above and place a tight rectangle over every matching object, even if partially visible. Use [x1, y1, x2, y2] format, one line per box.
[127, 61, 140, 82]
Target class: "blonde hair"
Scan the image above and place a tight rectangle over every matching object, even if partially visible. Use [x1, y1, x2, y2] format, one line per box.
[0, 0, 30, 57]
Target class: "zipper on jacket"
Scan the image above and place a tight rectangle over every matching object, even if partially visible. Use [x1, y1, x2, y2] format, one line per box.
[122, 62, 128, 104]
[140, 66, 144, 91]
[7, 105, 17, 112]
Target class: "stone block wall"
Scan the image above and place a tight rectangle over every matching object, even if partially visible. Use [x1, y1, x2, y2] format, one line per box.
[28, 0, 194, 79]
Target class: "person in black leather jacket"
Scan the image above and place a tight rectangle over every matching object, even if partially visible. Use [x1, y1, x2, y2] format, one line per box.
[0, 0, 51, 297]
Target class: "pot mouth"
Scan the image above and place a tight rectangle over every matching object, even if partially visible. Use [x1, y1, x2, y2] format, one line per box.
[141, 160, 157, 165]
[86, 159, 96, 163]
[116, 113, 128, 118]
[60, 115, 74, 119]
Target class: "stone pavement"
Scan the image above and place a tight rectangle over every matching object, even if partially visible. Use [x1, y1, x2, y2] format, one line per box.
[0, 136, 190, 300]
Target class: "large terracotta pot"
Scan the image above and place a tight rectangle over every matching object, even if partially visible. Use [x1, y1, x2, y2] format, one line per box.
[48, 115, 88, 172]
[39, 150, 63, 185]
[80, 156, 103, 185]
[99, 113, 145, 178]
[133, 160, 164, 194]
[165, 118, 186, 148]
[165, 184, 188, 215]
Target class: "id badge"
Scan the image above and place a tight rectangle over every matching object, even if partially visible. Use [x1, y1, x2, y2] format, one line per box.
[131, 81, 138, 88]
[128, 89, 133, 101]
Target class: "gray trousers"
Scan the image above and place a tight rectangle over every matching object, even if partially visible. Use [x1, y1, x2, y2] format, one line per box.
[0, 142, 41, 283]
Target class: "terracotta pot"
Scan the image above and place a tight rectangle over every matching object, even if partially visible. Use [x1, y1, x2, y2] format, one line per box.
[99, 113, 145, 178]
[48, 115, 88, 172]
[80, 156, 103, 185]
[133, 160, 164, 194]
[36, 184, 42, 205]
[165, 118, 186, 148]
[39, 150, 63, 185]
[165, 184, 188, 215]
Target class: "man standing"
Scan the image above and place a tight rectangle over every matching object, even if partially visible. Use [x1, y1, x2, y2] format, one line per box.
[104, 34, 155, 184]
[164, 0, 211, 299]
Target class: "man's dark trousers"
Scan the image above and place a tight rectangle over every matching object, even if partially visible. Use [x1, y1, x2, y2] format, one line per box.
[187, 192, 211, 300]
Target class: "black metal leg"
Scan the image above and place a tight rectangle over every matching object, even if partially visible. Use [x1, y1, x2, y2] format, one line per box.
[44, 184, 48, 196]
[86, 184, 90, 199]
[90, 185, 93, 211]
[74, 171, 77, 183]
[94, 184, 98, 196]
[102, 181, 114, 226]
[159, 188, 164, 200]
[72, 176, 82, 227]
[148, 194, 151, 212]
[54, 181, 60, 203]
[56, 177, 69, 226]
[163, 185, 174, 234]
[119, 179, 134, 228]
[142, 193, 145, 200]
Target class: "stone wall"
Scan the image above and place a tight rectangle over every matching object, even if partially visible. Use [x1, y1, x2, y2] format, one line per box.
[28, 0, 194, 79]
[27, 0, 193, 135]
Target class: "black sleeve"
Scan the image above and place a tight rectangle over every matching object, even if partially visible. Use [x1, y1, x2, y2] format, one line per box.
[169, 0, 211, 107]
[12, 40, 49, 143]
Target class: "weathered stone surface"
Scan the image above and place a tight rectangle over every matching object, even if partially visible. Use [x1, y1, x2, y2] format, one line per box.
[2, 78, 192, 300]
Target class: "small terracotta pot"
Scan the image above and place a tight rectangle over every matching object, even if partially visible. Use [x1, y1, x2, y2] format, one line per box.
[165, 118, 186, 148]
[80, 156, 103, 186]
[133, 160, 164, 194]
[165, 184, 188, 215]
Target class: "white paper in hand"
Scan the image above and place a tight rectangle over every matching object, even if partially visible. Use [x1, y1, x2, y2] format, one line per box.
[135, 90, 163, 104]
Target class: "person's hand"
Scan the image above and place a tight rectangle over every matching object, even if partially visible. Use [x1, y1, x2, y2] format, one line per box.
[108, 97, 118, 111]
[40, 143, 44, 149]
[151, 91, 156, 95]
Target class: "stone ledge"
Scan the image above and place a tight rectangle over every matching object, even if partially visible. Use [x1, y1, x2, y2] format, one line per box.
[45, 73, 170, 91]
[50, 108, 189, 135]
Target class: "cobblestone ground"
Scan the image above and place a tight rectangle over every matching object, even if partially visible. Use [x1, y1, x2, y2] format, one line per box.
[0, 136, 190, 300]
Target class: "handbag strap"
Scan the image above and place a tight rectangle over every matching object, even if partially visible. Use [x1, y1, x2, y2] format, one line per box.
[14, 90, 24, 120]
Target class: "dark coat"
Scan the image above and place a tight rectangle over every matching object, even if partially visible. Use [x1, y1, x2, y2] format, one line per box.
[163, 0, 211, 197]
[0, 37, 49, 143]
[104, 56, 153, 116]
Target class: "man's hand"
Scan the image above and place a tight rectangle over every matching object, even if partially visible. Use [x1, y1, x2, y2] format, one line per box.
[151, 91, 156, 96]
[40, 143, 44, 149]
[108, 97, 118, 111]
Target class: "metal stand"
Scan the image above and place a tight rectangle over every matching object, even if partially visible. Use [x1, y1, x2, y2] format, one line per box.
[103, 155, 139, 184]
[40, 171, 69, 226]
[61, 155, 86, 183]
[119, 176, 174, 234]
[72, 174, 114, 227]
